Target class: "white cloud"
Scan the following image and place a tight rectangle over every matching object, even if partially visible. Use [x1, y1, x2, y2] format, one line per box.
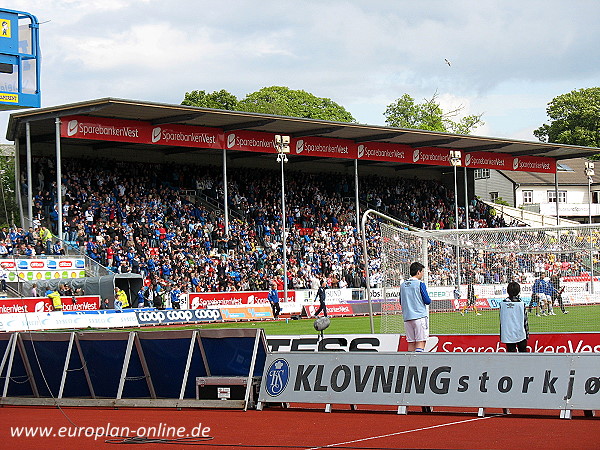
[1, 0, 599, 143]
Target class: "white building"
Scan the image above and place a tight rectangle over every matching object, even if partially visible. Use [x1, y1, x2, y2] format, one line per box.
[474, 158, 600, 223]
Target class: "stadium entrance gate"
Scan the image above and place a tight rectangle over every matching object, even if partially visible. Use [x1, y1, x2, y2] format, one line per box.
[361, 209, 600, 335]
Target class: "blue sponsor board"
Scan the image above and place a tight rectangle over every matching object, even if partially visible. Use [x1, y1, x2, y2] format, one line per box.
[248, 308, 272, 318]
[136, 309, 222, 325]
[488, 296, 533, 309]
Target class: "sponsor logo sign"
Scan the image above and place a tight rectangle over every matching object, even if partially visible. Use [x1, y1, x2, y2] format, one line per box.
[411, 147, 452, 166]
[60, 117, 556, 173]
[62, 115, 223, 149]
[0, 296, 100, 314]
[135, 308, 221, 325]
[304, 303, 354, 316]
[149, 123, 221, 148]
[267, 334, 402, 352]
[188, 290, 295, 309]
[356, 142, 411, 163]
[1, 258, 85, 271]
[292, 136, 356, 159]
[265, 358, 290, 397]
[258, 352, 600, 410]
[461, 151, 556, 173]
[416, 333, 600, 353]
[219, 306, 273, 321]
[225, 130, 277, 153]
[0, 311, 139, 332]
[7, 270, 86, 282]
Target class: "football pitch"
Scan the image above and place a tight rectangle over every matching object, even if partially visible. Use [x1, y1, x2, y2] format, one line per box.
[130, 304, 600, 335]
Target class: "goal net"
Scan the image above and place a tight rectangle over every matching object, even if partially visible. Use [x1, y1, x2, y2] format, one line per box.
[364, 210, 600, 335]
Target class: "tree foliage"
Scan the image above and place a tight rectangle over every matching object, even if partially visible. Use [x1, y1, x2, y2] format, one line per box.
[181, 89, 239, 110]
[182, 86, 355, 123]
[534, 87, 600, 148]
[0, 153, 19, 227]
[237, 86, 355, 122]
[384, 93, 484, 135]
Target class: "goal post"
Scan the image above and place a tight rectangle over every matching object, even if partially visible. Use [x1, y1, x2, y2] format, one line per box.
[361, 209, 600, 335]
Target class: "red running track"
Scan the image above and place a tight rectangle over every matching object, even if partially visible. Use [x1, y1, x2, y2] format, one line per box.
[0, 404, 598, 449]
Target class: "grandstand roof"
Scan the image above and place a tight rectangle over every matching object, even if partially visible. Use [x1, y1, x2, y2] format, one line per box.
[6, 97, 600, 164]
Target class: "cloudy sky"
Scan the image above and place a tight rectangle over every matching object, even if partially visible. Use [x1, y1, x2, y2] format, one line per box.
[2, 0, 599, 143]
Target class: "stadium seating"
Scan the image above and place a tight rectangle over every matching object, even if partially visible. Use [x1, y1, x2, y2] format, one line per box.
[8, 157, 521, 294]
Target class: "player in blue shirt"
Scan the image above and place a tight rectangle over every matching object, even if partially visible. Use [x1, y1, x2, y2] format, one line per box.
[400, 262, 432, 352]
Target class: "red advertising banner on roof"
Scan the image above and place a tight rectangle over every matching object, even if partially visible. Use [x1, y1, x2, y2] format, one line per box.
[148, 123, 223, 149]
[464, 151, 556, 173]
[291, 136, 357, 159]
[411, 147, 453, 167]
[60, 115, 557, 173]
[356, 141, 412, 163]
[511, 154, 556, 173]
[224, 130, 277, 153]
[61, 115, 223, 149]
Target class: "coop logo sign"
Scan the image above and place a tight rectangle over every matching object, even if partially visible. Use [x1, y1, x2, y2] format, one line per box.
[259, 352, 600, 410]
[265, 358, 290, 397]
[136, 309, 221, 325]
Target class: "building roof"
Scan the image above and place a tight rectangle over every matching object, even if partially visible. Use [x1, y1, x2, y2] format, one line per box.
[499, 158, 600, 186]
[6, 97, 600, 164]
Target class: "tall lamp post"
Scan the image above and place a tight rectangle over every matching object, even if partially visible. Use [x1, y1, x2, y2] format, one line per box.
[585, 161, 595, 293]
[275, 135, 290, 306]
[450, 150, 462, 286]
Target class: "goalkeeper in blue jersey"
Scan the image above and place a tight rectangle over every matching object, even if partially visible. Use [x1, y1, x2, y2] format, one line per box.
[400, 262, 432, 352]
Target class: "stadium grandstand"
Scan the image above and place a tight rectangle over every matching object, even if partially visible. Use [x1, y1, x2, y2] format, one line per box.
[3, 98, 600, 320]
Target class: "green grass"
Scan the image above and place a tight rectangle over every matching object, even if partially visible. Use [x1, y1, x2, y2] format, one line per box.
[123, 304, 600, 335]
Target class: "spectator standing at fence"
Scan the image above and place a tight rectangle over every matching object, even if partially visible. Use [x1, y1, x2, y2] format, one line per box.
[499, 281, 529, 352]
[136, 287, 146, 308]
[0, 265, 7, 291]
[313, 279, 328, 317]
[170, 284, 182, 309]
[400, 262, 432, 352]
[268, 281, 281, 319]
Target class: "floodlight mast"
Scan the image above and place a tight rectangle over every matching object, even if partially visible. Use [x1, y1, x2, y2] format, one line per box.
[450, 150, 462, 286]
[586, 161, 595, 294]
[274, 135, 290, 309]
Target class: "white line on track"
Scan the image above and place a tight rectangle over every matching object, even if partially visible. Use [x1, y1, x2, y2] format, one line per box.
[304, 414, 506, 450]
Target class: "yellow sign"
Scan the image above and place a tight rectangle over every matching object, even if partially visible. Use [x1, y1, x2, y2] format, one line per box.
[0, 19, 10, 38]
[0, 92, 18, 103]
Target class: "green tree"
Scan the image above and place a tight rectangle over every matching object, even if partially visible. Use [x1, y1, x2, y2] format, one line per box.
[534, 87, 600, 147]
[384, 93, 484, 134]
[0, 151, 19, 227]
[237, 86, 355, 122]
[181, 89, 239, 110]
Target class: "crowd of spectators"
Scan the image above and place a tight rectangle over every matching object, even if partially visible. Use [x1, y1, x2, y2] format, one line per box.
[4, 156, 569, 295]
